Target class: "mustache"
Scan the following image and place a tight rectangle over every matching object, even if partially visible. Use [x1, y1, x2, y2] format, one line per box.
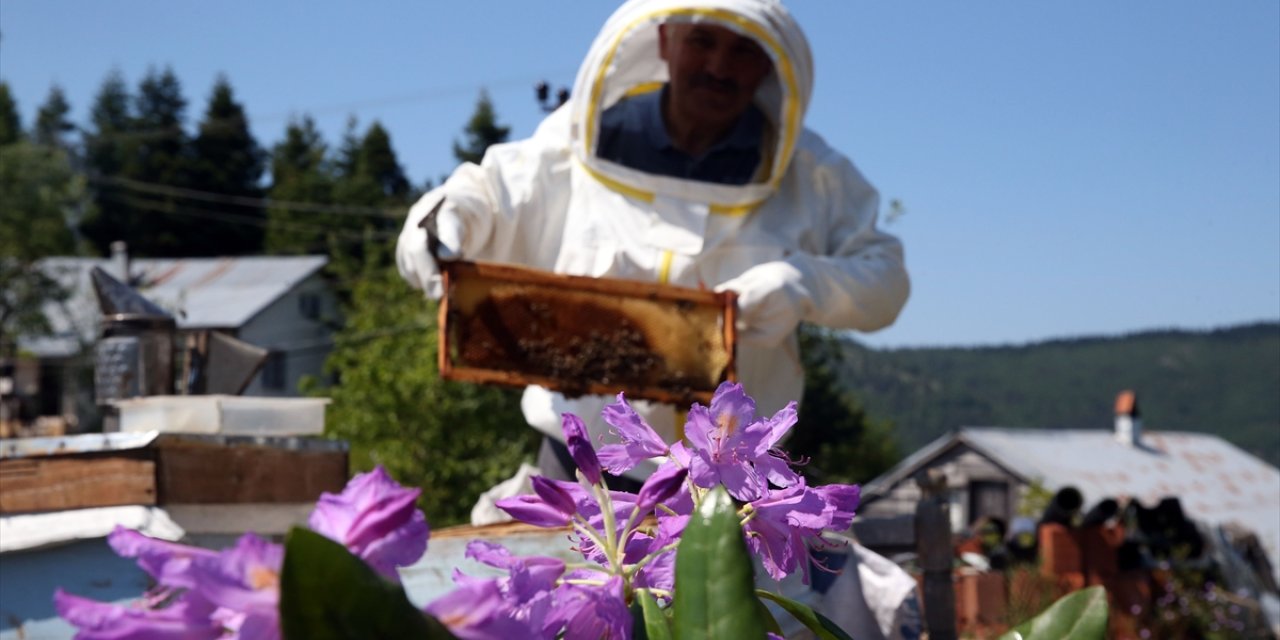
[689, 73, 739, 93]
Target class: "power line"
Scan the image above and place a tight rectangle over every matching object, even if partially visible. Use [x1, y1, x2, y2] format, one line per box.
[97, 191, 400, 243]
[66, 73, 570, 148]
[93, 175, 408, 219]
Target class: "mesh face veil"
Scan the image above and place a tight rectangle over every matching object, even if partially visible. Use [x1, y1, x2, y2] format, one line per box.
[568, 0, 814, 214]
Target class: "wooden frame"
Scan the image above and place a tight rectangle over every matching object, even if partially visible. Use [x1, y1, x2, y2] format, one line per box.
[438, 260, 737, 406]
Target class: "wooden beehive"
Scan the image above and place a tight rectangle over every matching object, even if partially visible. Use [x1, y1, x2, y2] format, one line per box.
[438, 260, 737, 406]
[0, 433, 348, 515]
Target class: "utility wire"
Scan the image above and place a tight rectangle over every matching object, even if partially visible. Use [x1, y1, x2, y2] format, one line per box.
[98, 192, 400, 243]
[71, 73, 569, 146]
[93, 175, 408, 219]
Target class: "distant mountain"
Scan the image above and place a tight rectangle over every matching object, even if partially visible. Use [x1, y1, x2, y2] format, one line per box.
[833, 322, 1280, 468]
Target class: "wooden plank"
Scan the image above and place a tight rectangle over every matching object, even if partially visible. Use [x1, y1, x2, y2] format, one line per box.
[0, 453, 156, 513]
[156, 442, 347, 504]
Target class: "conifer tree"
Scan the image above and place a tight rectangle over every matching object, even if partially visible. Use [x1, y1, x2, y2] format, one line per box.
[34, 85, 76, 152]
[359, 122, 410, 203]
[452, 89, 510, 165]
[327, 119, 411, 285]
[0, 82, 22, 146]
[320, 93, 532, 525]
[265, 116, 337, 255]
[190, 76, 266, 254]
[79, 71, 138, 256]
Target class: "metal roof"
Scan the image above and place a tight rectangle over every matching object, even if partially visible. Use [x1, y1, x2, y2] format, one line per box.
[865, 426, 1280, 580]
[20, 256, 327, 358]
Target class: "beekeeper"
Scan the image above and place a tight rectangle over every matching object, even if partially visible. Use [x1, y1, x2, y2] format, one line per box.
[397, 0, 910, 485]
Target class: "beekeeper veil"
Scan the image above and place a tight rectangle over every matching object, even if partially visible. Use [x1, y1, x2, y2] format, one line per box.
[568, 0, 814, 213]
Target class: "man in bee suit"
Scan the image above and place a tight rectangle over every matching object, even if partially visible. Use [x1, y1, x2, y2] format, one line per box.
[397, 0, 910, 486]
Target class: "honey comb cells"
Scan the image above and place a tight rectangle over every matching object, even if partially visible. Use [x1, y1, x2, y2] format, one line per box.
[438, 261, 737, 405]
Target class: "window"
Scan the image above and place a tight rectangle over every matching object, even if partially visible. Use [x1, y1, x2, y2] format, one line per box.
[968, 480, 1010, 526]
[298, 293, 321, 320]
[261, 351, 286, 391]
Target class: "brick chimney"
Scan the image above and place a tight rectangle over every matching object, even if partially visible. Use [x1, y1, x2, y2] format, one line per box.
[1114, 390, 1142, 446]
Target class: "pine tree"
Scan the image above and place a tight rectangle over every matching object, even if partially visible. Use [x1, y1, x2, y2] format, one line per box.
[190, 75, 266, 255]
[318, 94, 531, 525]
[452, 89, 510, 165]
[34, 85, 76, 152]
[0, 82, 22, 146]
[265, 116, 337, 255]
[359, 122, 410, 203]
[79, 70, 138, 256]
[327, 119, 412, 285]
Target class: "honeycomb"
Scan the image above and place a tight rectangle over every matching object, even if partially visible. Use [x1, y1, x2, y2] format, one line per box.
[438, 260, 736, 405]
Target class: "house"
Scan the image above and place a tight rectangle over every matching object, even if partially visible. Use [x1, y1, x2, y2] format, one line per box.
[858, 391, 1280, 585]
[7, 245, 337, 434]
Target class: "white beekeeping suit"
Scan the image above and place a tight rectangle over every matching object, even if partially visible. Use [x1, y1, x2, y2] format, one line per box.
[397, 0, 909, 478]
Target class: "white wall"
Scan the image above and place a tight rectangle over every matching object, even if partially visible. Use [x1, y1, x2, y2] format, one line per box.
[237, 274, 339, 397]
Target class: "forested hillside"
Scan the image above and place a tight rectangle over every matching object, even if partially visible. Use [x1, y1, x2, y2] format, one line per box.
[836, 322, 1280, 467]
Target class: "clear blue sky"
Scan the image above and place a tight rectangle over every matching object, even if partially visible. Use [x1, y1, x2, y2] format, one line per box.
[3, 1, 1277, 348]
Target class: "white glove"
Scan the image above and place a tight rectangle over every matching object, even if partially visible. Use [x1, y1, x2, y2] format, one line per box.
[395, 197, 465, 300]
[715, 261, 812, 347]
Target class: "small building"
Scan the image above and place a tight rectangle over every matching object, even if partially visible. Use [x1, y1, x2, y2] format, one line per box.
[858, 391, 1280, 583]
[7, 248, 337, 434]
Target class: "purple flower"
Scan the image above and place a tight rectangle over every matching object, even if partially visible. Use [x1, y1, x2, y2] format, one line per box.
[186, 533, 283, 620]
[746, 402, 802, 489]
[308, 465, 429, 581]
[597, 393, 670, 475]
[635, 463, 688, 514]
[684, 383, 769, 501]
[496, 476, 587, 528]
[532, 476, 578, 519]
[814, 483, 861, 532]
[426, 579, 539, 640]
[54, 589, 223, 640]
[562, 413, 603, 485]
[743, 483, 832, 582]
[107, 526, 216, 589]
[546, 575, 631, 640]
[465, 540, 566, 600]
[430, 542, 565, 638]
[496, 494, 573, 528]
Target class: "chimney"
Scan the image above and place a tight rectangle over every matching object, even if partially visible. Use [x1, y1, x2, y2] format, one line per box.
[1114, 390, 1142, 446]
[111, 240, 130, 283]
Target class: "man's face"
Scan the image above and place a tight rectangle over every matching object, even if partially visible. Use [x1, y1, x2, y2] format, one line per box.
[659, 23, 773, 135]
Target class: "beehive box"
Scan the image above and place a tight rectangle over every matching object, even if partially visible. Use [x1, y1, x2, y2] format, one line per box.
[438, 260, 737, 405]
[0, 432, 348, 514]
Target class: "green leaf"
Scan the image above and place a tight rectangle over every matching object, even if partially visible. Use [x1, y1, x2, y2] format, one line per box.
[672, 487, 765, 640]
[632, 589, 673, 640]
[756, 597, 784, 636]
[279, 526, 458, 640]
[755, 589, 853, 640]
[998, 586, 1109, 640]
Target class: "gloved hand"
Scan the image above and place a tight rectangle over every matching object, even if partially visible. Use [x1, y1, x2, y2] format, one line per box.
[715, 260, 812, 347]
[395, 197, 464, 299]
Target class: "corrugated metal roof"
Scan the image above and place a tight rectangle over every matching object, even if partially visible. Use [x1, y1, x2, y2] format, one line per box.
[20, 256, 327, 357]
[866, 426, 1280, 581]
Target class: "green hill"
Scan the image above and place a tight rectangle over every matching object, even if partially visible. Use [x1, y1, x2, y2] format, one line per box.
[834, 321, 1280, 468]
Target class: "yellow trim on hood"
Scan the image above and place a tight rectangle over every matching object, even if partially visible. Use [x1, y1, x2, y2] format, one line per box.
[582, 6, 802, 215]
